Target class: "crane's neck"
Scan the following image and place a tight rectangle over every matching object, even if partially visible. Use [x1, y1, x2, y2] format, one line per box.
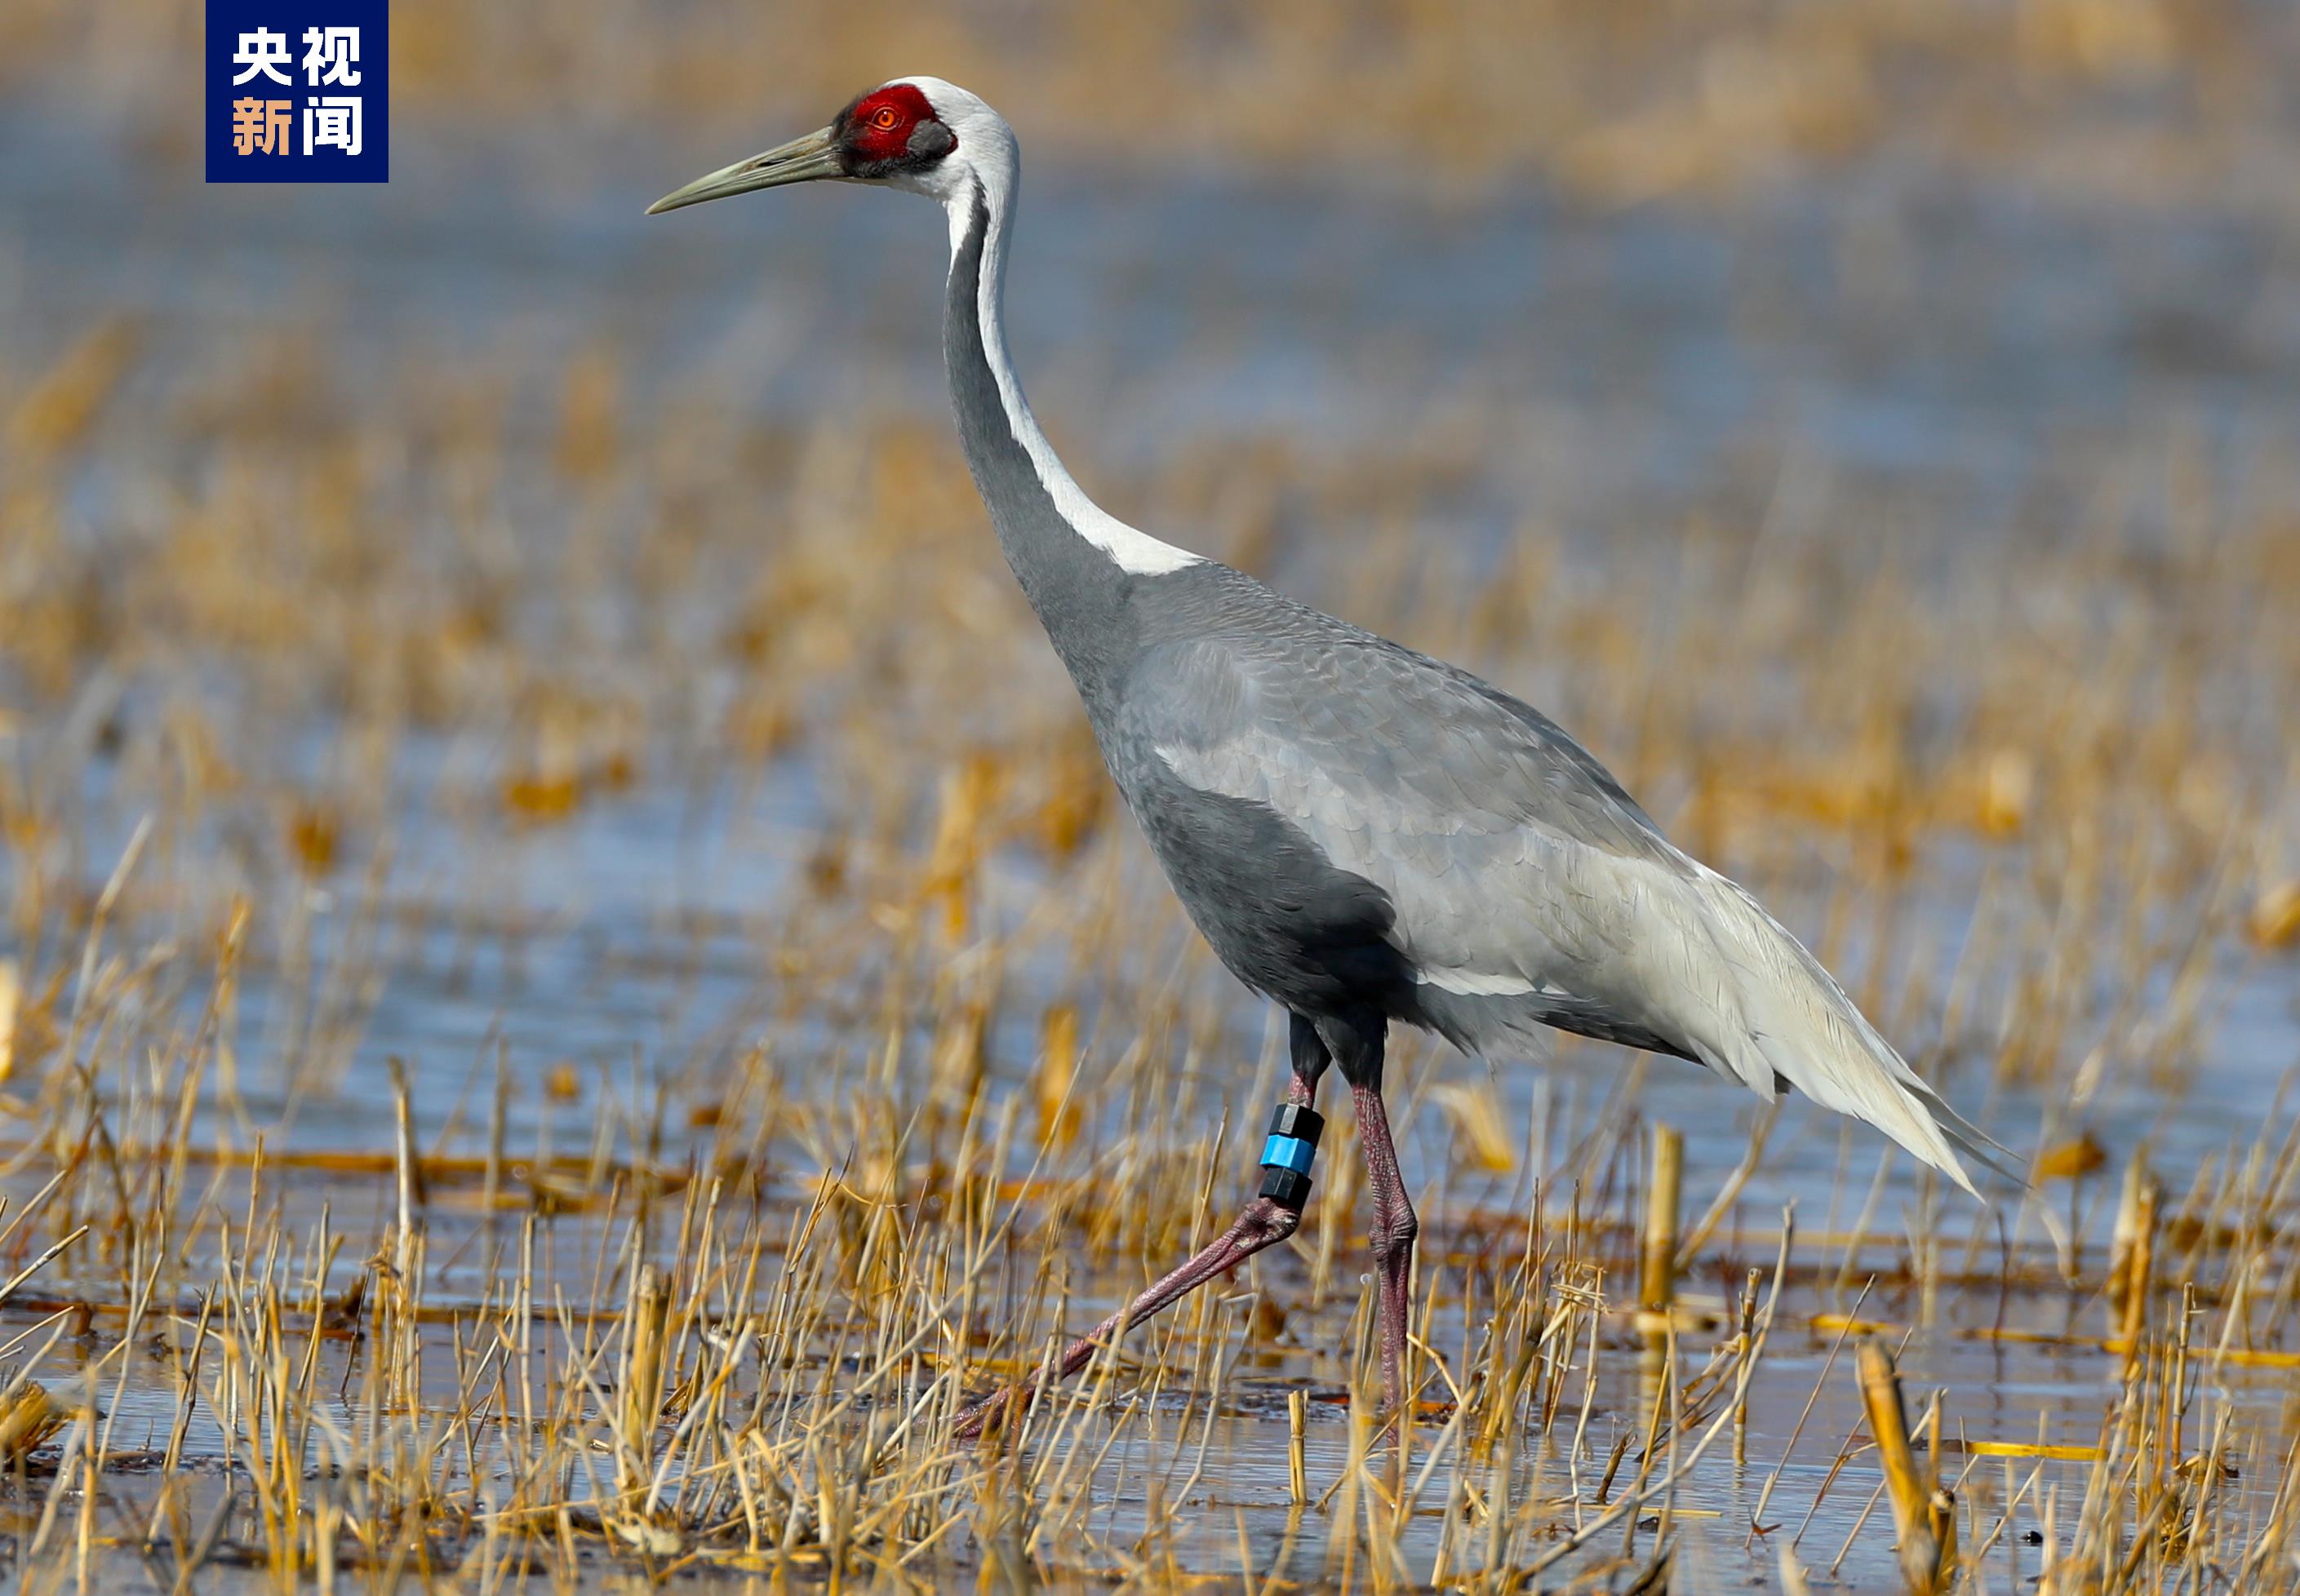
[940, 162, 1202, 694]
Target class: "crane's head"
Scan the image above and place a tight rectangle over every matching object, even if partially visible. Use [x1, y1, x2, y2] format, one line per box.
[647, 78, 1003, 215]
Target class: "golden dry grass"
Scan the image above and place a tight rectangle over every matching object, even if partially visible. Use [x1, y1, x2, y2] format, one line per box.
[0, 283, 2291, 1589]
[0, 1, 2297, 1590]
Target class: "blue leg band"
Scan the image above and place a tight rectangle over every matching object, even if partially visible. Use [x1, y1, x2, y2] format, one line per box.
[1260, 1134, 1316, 1174]
[1259, 1102, 1325, 1206]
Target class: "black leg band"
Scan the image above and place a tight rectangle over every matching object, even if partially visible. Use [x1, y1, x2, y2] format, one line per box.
[1260, 1165, 1312, 1207]
[1258, 1102, 1325, 1208]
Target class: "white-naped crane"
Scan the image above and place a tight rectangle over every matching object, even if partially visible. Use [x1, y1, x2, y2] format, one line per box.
[650, 77, 2009, 1436]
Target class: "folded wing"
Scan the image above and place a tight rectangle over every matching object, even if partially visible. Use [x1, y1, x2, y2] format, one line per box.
[1120, 624, 2007, 1192]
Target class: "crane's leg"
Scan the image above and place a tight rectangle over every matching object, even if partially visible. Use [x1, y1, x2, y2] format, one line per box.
[954, 1015, 1332, 1439]
[1352, 1080, 1419, 1417]
[1325, 1017, 1416, 1420]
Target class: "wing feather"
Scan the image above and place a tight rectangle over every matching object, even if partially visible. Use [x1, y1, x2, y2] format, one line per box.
[1119, 625, 2011, 1192]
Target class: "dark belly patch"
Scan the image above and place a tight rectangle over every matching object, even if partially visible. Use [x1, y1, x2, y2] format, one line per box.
[1128, 777, 1416, 1022]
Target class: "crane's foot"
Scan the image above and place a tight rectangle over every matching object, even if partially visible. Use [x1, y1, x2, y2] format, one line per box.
[952, 1104, 1325, 1443]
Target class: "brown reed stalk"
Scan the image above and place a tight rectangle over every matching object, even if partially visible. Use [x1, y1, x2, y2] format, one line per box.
[1857, 1339, 1952, 1594]
[1640, 1123, 1683, 1319]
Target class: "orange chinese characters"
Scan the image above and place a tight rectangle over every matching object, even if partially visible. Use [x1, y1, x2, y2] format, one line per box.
[230, 96, 293, 157]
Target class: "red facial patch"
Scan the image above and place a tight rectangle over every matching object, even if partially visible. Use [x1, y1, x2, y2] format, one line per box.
[845, 84, 937, 164]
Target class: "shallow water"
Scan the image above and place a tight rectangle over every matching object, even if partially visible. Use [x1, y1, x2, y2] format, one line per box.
[1, 94, 2297, 1590]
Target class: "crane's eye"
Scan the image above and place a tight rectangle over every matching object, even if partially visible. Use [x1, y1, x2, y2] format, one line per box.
[871, 106, 901, 131]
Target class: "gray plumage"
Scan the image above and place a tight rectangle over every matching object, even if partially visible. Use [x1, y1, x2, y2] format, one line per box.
[938, 156, 2002, 1193]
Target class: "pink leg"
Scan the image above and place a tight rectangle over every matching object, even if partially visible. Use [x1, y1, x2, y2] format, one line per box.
[1351, 1079, 1419, 1418]
[955, 1066, 1323, 1439]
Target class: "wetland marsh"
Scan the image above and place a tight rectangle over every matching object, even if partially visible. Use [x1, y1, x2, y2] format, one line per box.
[0, 2, 2298, 1589]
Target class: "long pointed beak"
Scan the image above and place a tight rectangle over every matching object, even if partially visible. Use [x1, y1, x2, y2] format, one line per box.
[646, 127, 841, 215]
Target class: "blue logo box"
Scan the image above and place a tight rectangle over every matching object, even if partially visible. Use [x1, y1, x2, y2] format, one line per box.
[206, 0, 388, 182]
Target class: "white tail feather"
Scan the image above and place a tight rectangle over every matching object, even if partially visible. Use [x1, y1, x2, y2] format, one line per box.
[1669, 862, 2012, 1196]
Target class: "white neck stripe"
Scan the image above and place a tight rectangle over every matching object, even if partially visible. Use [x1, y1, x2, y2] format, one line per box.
[924, 114, 1202, 578]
